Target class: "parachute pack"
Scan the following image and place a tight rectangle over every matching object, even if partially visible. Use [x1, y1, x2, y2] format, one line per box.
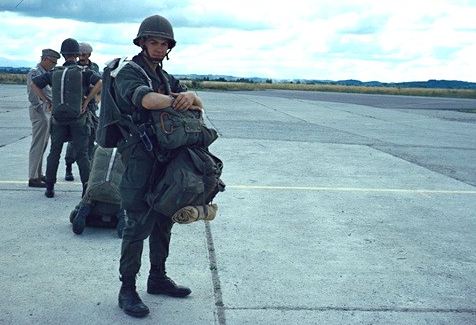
[146, 146, 225, 219]
[51, 65, 83, 122]
[69, 145, 125, 237]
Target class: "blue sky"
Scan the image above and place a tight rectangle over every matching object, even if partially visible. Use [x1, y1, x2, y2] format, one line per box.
[0, 0, 475, 82]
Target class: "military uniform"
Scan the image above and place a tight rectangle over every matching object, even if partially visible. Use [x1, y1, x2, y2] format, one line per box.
[64, 60, 101, 170]
[32, 61, 102, 189]
[26, 62, 52, 183]
[113, 52, 187, 277]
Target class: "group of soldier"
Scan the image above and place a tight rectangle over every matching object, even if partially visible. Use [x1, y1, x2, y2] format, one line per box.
[25, 14, 206, 319]
[27, 39, 101, 198]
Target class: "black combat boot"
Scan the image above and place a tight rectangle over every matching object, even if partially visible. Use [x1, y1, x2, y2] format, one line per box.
[45, 182, 55, 198]
[118, 276, 149, 318]
[147, 262, 191, 297]
[72, 203, 91, 235]
[65, 163, 74, 181]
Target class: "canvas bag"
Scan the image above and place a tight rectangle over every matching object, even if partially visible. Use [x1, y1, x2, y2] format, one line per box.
[51, 65, 83, 122]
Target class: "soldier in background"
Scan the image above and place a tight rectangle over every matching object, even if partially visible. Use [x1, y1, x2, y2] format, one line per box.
[64, 42, 100, 181]
[26, 49, 61, 188]
[31, 38, 102, 198]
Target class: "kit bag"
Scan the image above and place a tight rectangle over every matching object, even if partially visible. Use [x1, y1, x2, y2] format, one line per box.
[51, 65, 83, 122]
[83, 146, 124, 205]
[146, 146, 225, 217]
[96, 58, 126, 148]
[150, 108, 218, 150]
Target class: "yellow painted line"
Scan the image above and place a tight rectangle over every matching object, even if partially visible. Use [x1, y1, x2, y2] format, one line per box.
[3, 181, 475, 194]
[0, 180, 81, 185]
[228, 185, 476, 194]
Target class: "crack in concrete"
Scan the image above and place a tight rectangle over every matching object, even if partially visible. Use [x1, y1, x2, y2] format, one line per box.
[226, 306, 476, 314]
[204, 221, 226, 325]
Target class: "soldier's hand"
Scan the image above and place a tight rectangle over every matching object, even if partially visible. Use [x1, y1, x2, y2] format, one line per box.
[170, 92, 196, 111]
[81, 96, 89, 114]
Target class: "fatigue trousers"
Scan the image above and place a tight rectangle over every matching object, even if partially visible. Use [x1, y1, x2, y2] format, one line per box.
[28, 103, 50, 179]
[118, 141, 174, 277]
[65, 110, 98, 164]
[45, 115, 90, 184]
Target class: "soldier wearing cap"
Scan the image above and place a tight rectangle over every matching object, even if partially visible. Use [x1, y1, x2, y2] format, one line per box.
[64, 42, 101, 182]
[26, 48, 60, 188]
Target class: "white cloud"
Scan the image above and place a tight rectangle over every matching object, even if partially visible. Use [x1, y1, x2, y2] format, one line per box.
[1, 0, 475, 82]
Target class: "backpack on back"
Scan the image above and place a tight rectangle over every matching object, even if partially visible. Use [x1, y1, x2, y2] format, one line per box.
[96, 58, 126, 148]
[51, 65, 83, 122]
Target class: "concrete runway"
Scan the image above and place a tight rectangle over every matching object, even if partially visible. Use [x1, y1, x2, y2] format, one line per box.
[0, 84, 475, 324]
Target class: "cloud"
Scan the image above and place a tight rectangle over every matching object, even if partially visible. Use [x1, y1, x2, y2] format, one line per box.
[0, 0, 269, 30]
[1, 0, 475, 82]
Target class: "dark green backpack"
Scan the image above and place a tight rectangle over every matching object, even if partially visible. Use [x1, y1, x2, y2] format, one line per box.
[51, 66, 83, 122]
[146, 146, 225, 217]
[96, 58, 125, 148]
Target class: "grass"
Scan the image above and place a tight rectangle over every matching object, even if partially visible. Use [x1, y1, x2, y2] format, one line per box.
[2, 73, 475, 99]
[183, 80, 476, 99]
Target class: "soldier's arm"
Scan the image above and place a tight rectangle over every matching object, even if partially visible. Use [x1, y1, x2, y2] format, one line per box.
[82, 80, 102, 113]
[31, 75, 52, 110]
[141, 92, 176, 110]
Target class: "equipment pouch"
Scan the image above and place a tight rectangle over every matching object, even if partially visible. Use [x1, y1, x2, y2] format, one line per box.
[150, 107, 218, 150]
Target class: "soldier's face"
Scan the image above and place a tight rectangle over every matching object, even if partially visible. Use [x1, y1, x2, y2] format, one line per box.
[143, 37, 169, 61]
[78, 53, 91, 64]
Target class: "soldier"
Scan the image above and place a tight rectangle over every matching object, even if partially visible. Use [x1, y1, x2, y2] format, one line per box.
[64, 42, 101, 181]
[26, 49, 60, 188]
[112, 15, 203, 318]
[31, 38, 102, 198]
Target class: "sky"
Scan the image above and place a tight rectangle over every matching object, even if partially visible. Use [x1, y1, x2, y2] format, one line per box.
[0, 0, 475, 82]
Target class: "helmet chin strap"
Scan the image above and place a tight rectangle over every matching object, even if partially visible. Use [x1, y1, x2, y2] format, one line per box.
[141, 46, 172, 66]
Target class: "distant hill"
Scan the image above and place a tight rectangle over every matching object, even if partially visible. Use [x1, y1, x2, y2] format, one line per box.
[174, 74, 476, 90]
[2, 66, 476, 89]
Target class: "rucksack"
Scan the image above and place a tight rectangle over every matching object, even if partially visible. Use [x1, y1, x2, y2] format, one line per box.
[150, 107, 218, 150]
[146, 146, 225, 217]
[96, 58, 126, 148]
[51, 65, 83, 122]
[83, 145, 124, 205]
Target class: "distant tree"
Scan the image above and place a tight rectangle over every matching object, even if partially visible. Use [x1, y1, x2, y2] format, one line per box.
[265, 79, 272, 84]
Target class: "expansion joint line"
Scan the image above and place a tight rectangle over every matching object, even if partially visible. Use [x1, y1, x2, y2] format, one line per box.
[205, 221, 226, 325]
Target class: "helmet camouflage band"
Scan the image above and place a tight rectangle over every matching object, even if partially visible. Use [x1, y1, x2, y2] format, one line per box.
[133, 15, 176, 49]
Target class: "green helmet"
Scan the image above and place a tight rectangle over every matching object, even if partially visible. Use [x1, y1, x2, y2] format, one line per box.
[60, 38, 80, 55]
[133, 15, 176, 49]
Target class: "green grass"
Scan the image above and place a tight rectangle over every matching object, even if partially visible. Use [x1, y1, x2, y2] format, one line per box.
[183, 80, 476, 99]
[2, 73, 475, 99]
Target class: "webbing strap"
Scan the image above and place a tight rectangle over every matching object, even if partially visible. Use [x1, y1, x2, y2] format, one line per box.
[105, 147, 117, 182]
[60, 67, 69, 104]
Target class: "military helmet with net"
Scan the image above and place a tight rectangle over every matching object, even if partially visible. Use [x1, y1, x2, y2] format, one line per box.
[133, 15, 176, 49]
[60, 38, 80, 55]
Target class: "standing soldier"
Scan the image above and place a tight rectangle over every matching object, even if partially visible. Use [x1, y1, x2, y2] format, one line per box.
[26, 49, 60, 188]
[64, 42, 101, 181]
[111, 15, 203, 318]
[31, 38, 102, 198]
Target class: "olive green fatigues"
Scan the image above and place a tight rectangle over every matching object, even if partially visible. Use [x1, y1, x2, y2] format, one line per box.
[32, 61, 102, 185]
[113, 53, 187, 277]
[65, 60, 101, 164]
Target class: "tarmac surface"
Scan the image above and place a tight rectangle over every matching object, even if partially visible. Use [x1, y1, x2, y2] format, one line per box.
[0, 84, 475, 324]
